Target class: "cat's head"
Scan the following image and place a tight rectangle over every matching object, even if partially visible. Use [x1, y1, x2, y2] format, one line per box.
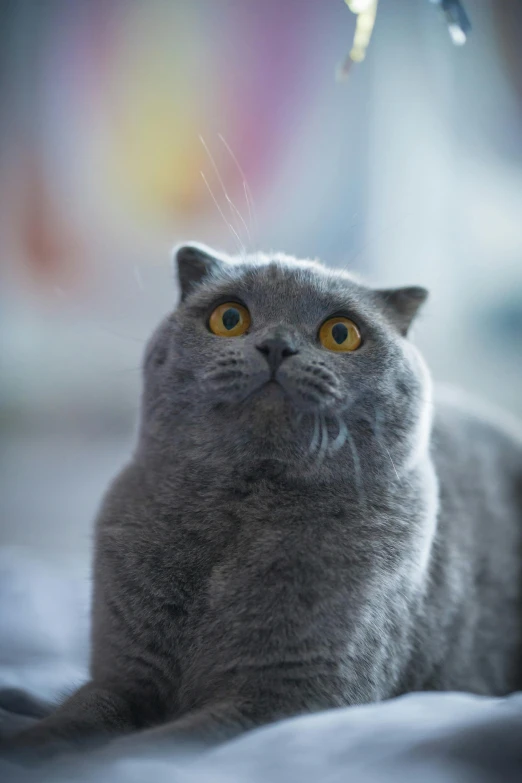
[141, 244, 432, 477]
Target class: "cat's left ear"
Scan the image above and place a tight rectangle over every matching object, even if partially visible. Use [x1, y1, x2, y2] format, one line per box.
[375, 286, 428, 336]
[173, 243, 226, 301]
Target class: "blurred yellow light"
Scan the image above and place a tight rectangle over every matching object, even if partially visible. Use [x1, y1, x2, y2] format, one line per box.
[97, 5, 214, 221]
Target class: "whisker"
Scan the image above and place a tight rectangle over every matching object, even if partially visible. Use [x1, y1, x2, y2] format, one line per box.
[199, 135, 251, 246]
[294, 411, 304, 436]
[243, 181, 254, 238]
[330, 415, 348, 453]
[218, 133, 258, 240]
[200, 170, 246, 255]
[384, 444, 400, 482]
[309, 411, 320, 454]
[373, 406, 383, 445]
[374, 406, 411, 486]
[345, 427, 368, 512]
[314, 413, 329, 471]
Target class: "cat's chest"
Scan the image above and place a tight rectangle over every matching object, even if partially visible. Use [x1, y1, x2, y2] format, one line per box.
[170, 486, 389, 678]
[170, 480, 374, 592]
[176, 477, 347, 546]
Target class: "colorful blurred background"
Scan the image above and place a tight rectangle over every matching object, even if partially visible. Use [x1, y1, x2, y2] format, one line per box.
[1, 0, 521, 570]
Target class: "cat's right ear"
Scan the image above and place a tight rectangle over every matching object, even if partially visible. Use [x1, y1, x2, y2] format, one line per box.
[173, 243, 225, 301]
[374, 286, 429, 336]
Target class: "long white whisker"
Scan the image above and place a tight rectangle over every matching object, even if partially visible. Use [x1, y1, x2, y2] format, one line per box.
[374, 406, 410, 486]
[384, 444, 400, 482]
[243, 181, 254, 236]
[309, 411, 320, 454]
[218, 132, 258, 239]
[330, 415, 348, 453]
[315, 413, 329, 470]
[345, 427, 367, 511]
[200, 171, 245, 255]
[199, 135, 251, 245]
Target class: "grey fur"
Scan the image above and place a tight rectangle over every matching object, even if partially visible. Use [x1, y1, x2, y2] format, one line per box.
[2, 245, 522, 759]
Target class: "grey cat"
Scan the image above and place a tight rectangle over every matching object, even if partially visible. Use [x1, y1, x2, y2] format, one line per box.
[2, 244, 522, 759]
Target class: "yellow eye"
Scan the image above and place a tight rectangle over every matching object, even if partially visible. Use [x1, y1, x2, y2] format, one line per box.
[319, 317, 361, 352]
[209, 302, 251, 337]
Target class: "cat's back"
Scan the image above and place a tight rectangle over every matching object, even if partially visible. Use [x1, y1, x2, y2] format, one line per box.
[432, 386, 522, 495]
[431, 385, 522, 550]
[422, 387, 522, 694]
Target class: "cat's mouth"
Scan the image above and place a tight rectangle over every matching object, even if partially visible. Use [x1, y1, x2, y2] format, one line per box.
[250, 379, 289, 402]
[243, 376, 339, 414]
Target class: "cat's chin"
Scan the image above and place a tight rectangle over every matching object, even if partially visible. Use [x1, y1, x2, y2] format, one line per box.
[240, 380, 295, 422]
[251, 380, 289, 403]
[229, 381, 302, 444]
[238, 380, 338, 423]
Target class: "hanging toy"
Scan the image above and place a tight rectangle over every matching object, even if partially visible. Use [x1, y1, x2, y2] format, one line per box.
[337, 0, 471, 81]
[430, 0, 471, 46]
[337, 1, 379, 81]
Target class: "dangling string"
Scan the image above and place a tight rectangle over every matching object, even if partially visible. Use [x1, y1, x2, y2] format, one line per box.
[430, 1, 471, 46]
[337, 0, 379, 81]
[336, 0, 471, 81]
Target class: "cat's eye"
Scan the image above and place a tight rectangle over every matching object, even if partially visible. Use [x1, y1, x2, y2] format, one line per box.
[319, 317, 362, 352]
[209, 302, 251, 337]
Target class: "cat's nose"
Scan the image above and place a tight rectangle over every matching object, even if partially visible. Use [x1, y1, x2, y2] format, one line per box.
[256, 336, 298, 374]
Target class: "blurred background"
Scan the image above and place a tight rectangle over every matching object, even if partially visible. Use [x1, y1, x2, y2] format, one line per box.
[1, 0, 521, 573]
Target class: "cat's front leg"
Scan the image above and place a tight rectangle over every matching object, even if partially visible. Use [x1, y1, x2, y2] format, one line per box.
[100, 674, 352, 758]
[0, 687, 52, 720]
[103, 700, 248, 758]
[0, 681, 144, 762]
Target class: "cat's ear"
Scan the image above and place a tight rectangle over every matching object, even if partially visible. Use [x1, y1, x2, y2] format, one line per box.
[173, 243, 225, 301]
[375, 286, 428, 336]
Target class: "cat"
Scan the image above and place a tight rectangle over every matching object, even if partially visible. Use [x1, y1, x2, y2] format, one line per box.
[1, 243, 522, 760]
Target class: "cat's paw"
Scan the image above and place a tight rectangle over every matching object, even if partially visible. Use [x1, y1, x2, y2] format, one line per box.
[0, 707, 36, 741]
[0, 690, 56, 765]
[0, 687, 52, 718]
[0, 725, 76, 766]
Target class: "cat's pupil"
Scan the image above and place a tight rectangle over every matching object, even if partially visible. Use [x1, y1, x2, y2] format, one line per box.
[332, 323, 348, 344]
[222, 308, 240, 330]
